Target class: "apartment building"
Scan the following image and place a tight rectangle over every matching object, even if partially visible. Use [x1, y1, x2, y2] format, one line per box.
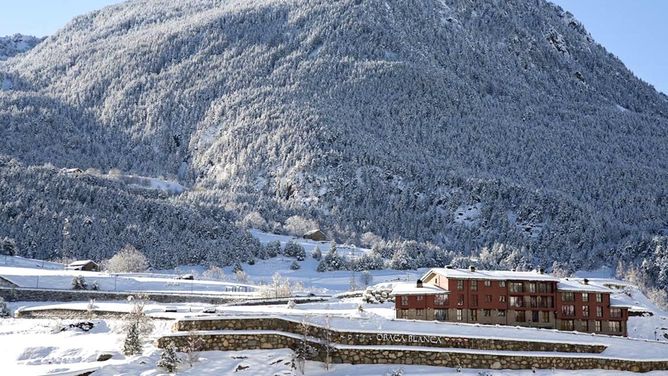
[391, 266, 629, 336]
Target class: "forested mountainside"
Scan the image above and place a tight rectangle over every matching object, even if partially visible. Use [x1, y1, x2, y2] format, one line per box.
[0, 34, 43, 61]
[0, 0, 666, 293]
[0, 157, 261, 267]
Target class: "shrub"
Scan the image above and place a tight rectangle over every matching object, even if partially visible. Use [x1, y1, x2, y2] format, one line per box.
[72, 275, 87, 290]
[107, 244, 149, 273]
[157, 341, 180, 372]
[284, 241, 306, 261]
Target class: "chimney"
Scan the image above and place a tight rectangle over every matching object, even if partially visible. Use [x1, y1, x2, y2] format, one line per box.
[469, 266, 476, 272]
[416, 279, 423, 288]
[583, 278, 589, 285]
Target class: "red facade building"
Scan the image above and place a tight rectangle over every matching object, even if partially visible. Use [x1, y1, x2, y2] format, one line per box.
[391, 267, 629, 336]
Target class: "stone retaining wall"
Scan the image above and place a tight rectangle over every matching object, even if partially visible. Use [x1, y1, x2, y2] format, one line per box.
[157, 331, 668, 373]
[0, 287, 327, 306]
[173, 317, 606, 353]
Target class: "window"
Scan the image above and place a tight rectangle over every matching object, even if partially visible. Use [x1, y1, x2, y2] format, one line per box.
[435, 294, 448, 306]
[528, 283, 536, 293]
[538, 282, 552, 293]
[596, 293, 603, 303]
[416, 295, 424, 301]
[471, 280, 478, 291]
[596, 306, 603, 318]
[457, 295, 464, 306]
[515, 310, 526, 322]
[532, 310, 539, 322]
[509, 282, 523, 293]
[581, 320, 589, 332]
[456, 309, 463, 321]
[609, 321, 621, 332]
[509, 296, 523, 308]
[610, 308, 622, 318]
[582, 293, 589, 302]
[457, 280, 464, 290]
[562, 292, 574, 302]
[499, 281, 506, 288]
[499, 295, 507, 303]
[498, 309, 506, 317]
[401, 296, 408, 306]
[435, 309, 448, 321]
[595, 320, 602, 332]
[530, 296, 538, 308]
[483, 309, 491, 317]
[562, 305, 575, 316]
[416, 309, 425, 317]
[398, 309, 408, 319]
[541, 311, 551, 323]
[561, 320, 575, 331]
[471, 295, 478, 307]
[485, 294, 492, 303]
[545, 296, 554, 308]
[484, 280, 491, 287]
[470, 309, 478, 321]
[582, 306, 589, 317]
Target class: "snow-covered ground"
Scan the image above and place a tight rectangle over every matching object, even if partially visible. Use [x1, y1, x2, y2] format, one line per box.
[2, 237, 668, 374]
[3, 294, 668, 375]
[0, 255, 64, 270]
[0, 266, 259, 296]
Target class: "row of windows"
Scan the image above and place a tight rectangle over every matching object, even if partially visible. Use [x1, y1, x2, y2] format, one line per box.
[561, 292, 604, 303]
[561, 305, 622, 318]
[397, 309, 623, 333]
[456, 280, 554, 293]
[560, 320, 623, 333]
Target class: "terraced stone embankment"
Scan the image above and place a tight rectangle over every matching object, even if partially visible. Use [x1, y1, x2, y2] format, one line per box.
[156, 316, 668, 372]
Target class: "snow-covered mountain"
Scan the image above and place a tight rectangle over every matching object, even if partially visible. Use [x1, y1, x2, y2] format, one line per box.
[0, 0, 666, 296]
[0, 34, 43, 61]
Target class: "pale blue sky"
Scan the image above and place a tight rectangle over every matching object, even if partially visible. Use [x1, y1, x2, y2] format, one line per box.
[0, 0, 665, 93]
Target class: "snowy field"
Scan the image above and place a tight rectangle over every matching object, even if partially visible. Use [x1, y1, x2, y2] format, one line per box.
[2, 294, 668, 376]
[1, 233, 668, 374]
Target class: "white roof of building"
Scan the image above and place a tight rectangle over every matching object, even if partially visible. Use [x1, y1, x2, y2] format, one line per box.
[390, 282, 448, 296]
[67, 260, 96, 266]
[424, 268, 560, 282]
[557, 278, 610, 293]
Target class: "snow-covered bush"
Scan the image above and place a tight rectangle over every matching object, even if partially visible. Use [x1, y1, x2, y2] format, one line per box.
[71, 275, 87, 290]
[0, 297, 9, 317]
[317, 243, 347, 272]
[260, 272, 294, 298]
[123, 322, 142, 355]
[202, 265, 226, 281]
[183, 331, 204, 367]
[290, 260, 301, 270]
[284, 215, 318, 237]
[157, 341, 180, 372]
[107, 244, 149, 273]
[312, 247, 322, 261]
[235, 270, 249, 283]
[284, 241, 306, 261]
[265, 241, 281, 258]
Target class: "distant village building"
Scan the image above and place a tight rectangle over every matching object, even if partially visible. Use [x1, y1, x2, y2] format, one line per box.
[66, 260, 99, 272]
[391, 267, 630, 336]
[303, 229, 327, 242]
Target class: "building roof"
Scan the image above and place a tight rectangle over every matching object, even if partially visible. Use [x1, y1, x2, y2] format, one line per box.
[557, 278, 610, 293]
[423, 268, 560, 282]
[390, 282, 448, 296]
[67, 260, 97, 267]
